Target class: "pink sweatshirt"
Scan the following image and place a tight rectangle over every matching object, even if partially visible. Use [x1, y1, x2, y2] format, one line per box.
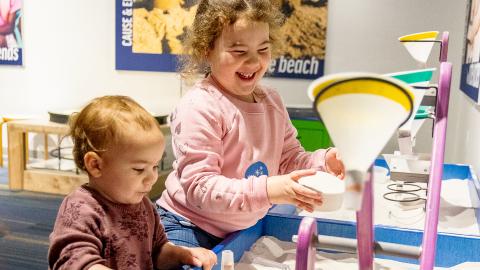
[157, 76, 327, 238]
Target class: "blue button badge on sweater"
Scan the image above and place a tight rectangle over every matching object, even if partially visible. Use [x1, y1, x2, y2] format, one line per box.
[245, 161, 269, 178]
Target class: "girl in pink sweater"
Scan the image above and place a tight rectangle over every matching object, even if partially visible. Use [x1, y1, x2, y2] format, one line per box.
[157, 0, 345, 249]
[48, 96, 216, 270]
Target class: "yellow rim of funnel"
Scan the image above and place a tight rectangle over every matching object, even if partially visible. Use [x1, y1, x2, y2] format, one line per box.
[398, 31, 438, 41]
[317, 79, 412, 111]
[309, 73, 415, 110]
[312, 76, 414, 126]
[308, 72, 365, 101]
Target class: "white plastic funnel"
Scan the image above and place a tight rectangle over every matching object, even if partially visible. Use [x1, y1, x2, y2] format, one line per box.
[308, 73, 414, 209]
[399, 31, 439, 64]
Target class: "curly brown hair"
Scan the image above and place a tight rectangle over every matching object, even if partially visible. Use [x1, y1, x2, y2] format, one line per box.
[179, 0, 285, 83]
[69, 95, 162, 172]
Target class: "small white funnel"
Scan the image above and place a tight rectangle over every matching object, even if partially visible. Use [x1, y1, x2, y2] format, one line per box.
[399, 31, 438, 65]
[308, 73, 414, 210]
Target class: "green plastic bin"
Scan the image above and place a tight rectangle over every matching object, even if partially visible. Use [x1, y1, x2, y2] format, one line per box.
[287, 107, 332, 151]
[291, 119, 332, 151]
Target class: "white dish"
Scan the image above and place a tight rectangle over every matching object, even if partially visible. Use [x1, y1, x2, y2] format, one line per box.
[299, 171, 345, 211]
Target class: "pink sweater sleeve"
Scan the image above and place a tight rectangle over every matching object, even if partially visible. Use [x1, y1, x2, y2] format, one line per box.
[171, 93, 271, 214]
[277, 104, 328, 175]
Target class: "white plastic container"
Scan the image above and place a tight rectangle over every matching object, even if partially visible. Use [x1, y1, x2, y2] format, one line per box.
[221, 250, 234, 270]
[298, 171, 345, 211]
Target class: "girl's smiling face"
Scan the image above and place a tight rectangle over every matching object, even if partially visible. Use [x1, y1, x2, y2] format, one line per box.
[207, 18, 271, 102]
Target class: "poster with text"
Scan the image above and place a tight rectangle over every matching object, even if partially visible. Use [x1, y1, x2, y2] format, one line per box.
[0, 0, 23, 66]
[116, 0, 327, 79]
[461, 0, 480, 103]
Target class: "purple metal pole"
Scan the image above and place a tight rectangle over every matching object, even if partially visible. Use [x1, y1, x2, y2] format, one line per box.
[419, 62, 452, 270]
[356, 169, 374, 270]
[296, 217, 318, 270]
[439, 32, 449, 62]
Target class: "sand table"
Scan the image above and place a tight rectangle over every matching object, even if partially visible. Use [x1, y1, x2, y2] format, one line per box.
[235, 236, 479, 270]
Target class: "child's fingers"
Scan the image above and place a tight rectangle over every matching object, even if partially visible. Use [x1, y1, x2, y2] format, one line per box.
[192, 249, 217, 270]
[292, 182, 323, 201]
[290, 169, 316, 181]
[182, 252, 202, 267]
[338, 164, 346, 179]
[291, 184, 323, 213]
[295, 191, 323, 206]
[327, 161, 345, 180]
[295, 199, 315, 212]
[204, 250, 217, 269]
[191, 257, 202, 267]
[331, 166, 345, 179]
[295, 199, 313, 212]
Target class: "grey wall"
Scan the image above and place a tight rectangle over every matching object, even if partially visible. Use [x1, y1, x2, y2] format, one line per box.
[322, 0, 480, 177]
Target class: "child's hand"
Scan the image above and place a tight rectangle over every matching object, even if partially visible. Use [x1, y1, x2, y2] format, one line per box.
[179, 246, 217, 270]
[325, 148, 345, 179]
[157, 242, 217, 269]
[267, 169, 323, 212]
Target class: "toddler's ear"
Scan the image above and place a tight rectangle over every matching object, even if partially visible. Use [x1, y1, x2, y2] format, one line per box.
[84, 152, 102, 178]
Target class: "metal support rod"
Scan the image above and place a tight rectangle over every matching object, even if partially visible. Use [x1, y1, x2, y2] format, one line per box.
[292, 235, 422, 260]
[295, 217, 318, 270]
[440, 32, 449, 62]
[356, 169, 374, 270]
[419, 62, 452, 270]
[373, 240, 421, 259]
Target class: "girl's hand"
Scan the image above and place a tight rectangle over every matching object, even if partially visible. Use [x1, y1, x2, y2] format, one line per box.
[267, 169, 323, 212]
[179, 246, 217, 270]
[325, 148, 345, 179]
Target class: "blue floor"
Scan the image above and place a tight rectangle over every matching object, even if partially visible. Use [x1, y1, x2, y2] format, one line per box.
[0, 188, 63, 269]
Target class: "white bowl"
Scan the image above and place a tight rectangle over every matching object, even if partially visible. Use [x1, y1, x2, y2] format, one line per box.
[299, 171, 345, 211]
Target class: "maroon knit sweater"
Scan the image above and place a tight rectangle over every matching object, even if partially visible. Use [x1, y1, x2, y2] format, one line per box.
[48, 185, 168, 270]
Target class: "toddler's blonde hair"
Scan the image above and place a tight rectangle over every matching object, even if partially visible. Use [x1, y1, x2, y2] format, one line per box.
[69, 95, 162, 172]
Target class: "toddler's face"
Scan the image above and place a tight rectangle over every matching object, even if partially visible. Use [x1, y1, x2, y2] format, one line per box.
[207, 17, 271, 102]
[93, 129, 165, 204]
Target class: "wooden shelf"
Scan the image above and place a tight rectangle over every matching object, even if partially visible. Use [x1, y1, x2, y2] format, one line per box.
[7, 119, 170, 195]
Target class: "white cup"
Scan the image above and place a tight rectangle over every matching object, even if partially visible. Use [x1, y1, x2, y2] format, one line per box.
[221, 250, 234, 270]
[299, 171, 345, 211]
